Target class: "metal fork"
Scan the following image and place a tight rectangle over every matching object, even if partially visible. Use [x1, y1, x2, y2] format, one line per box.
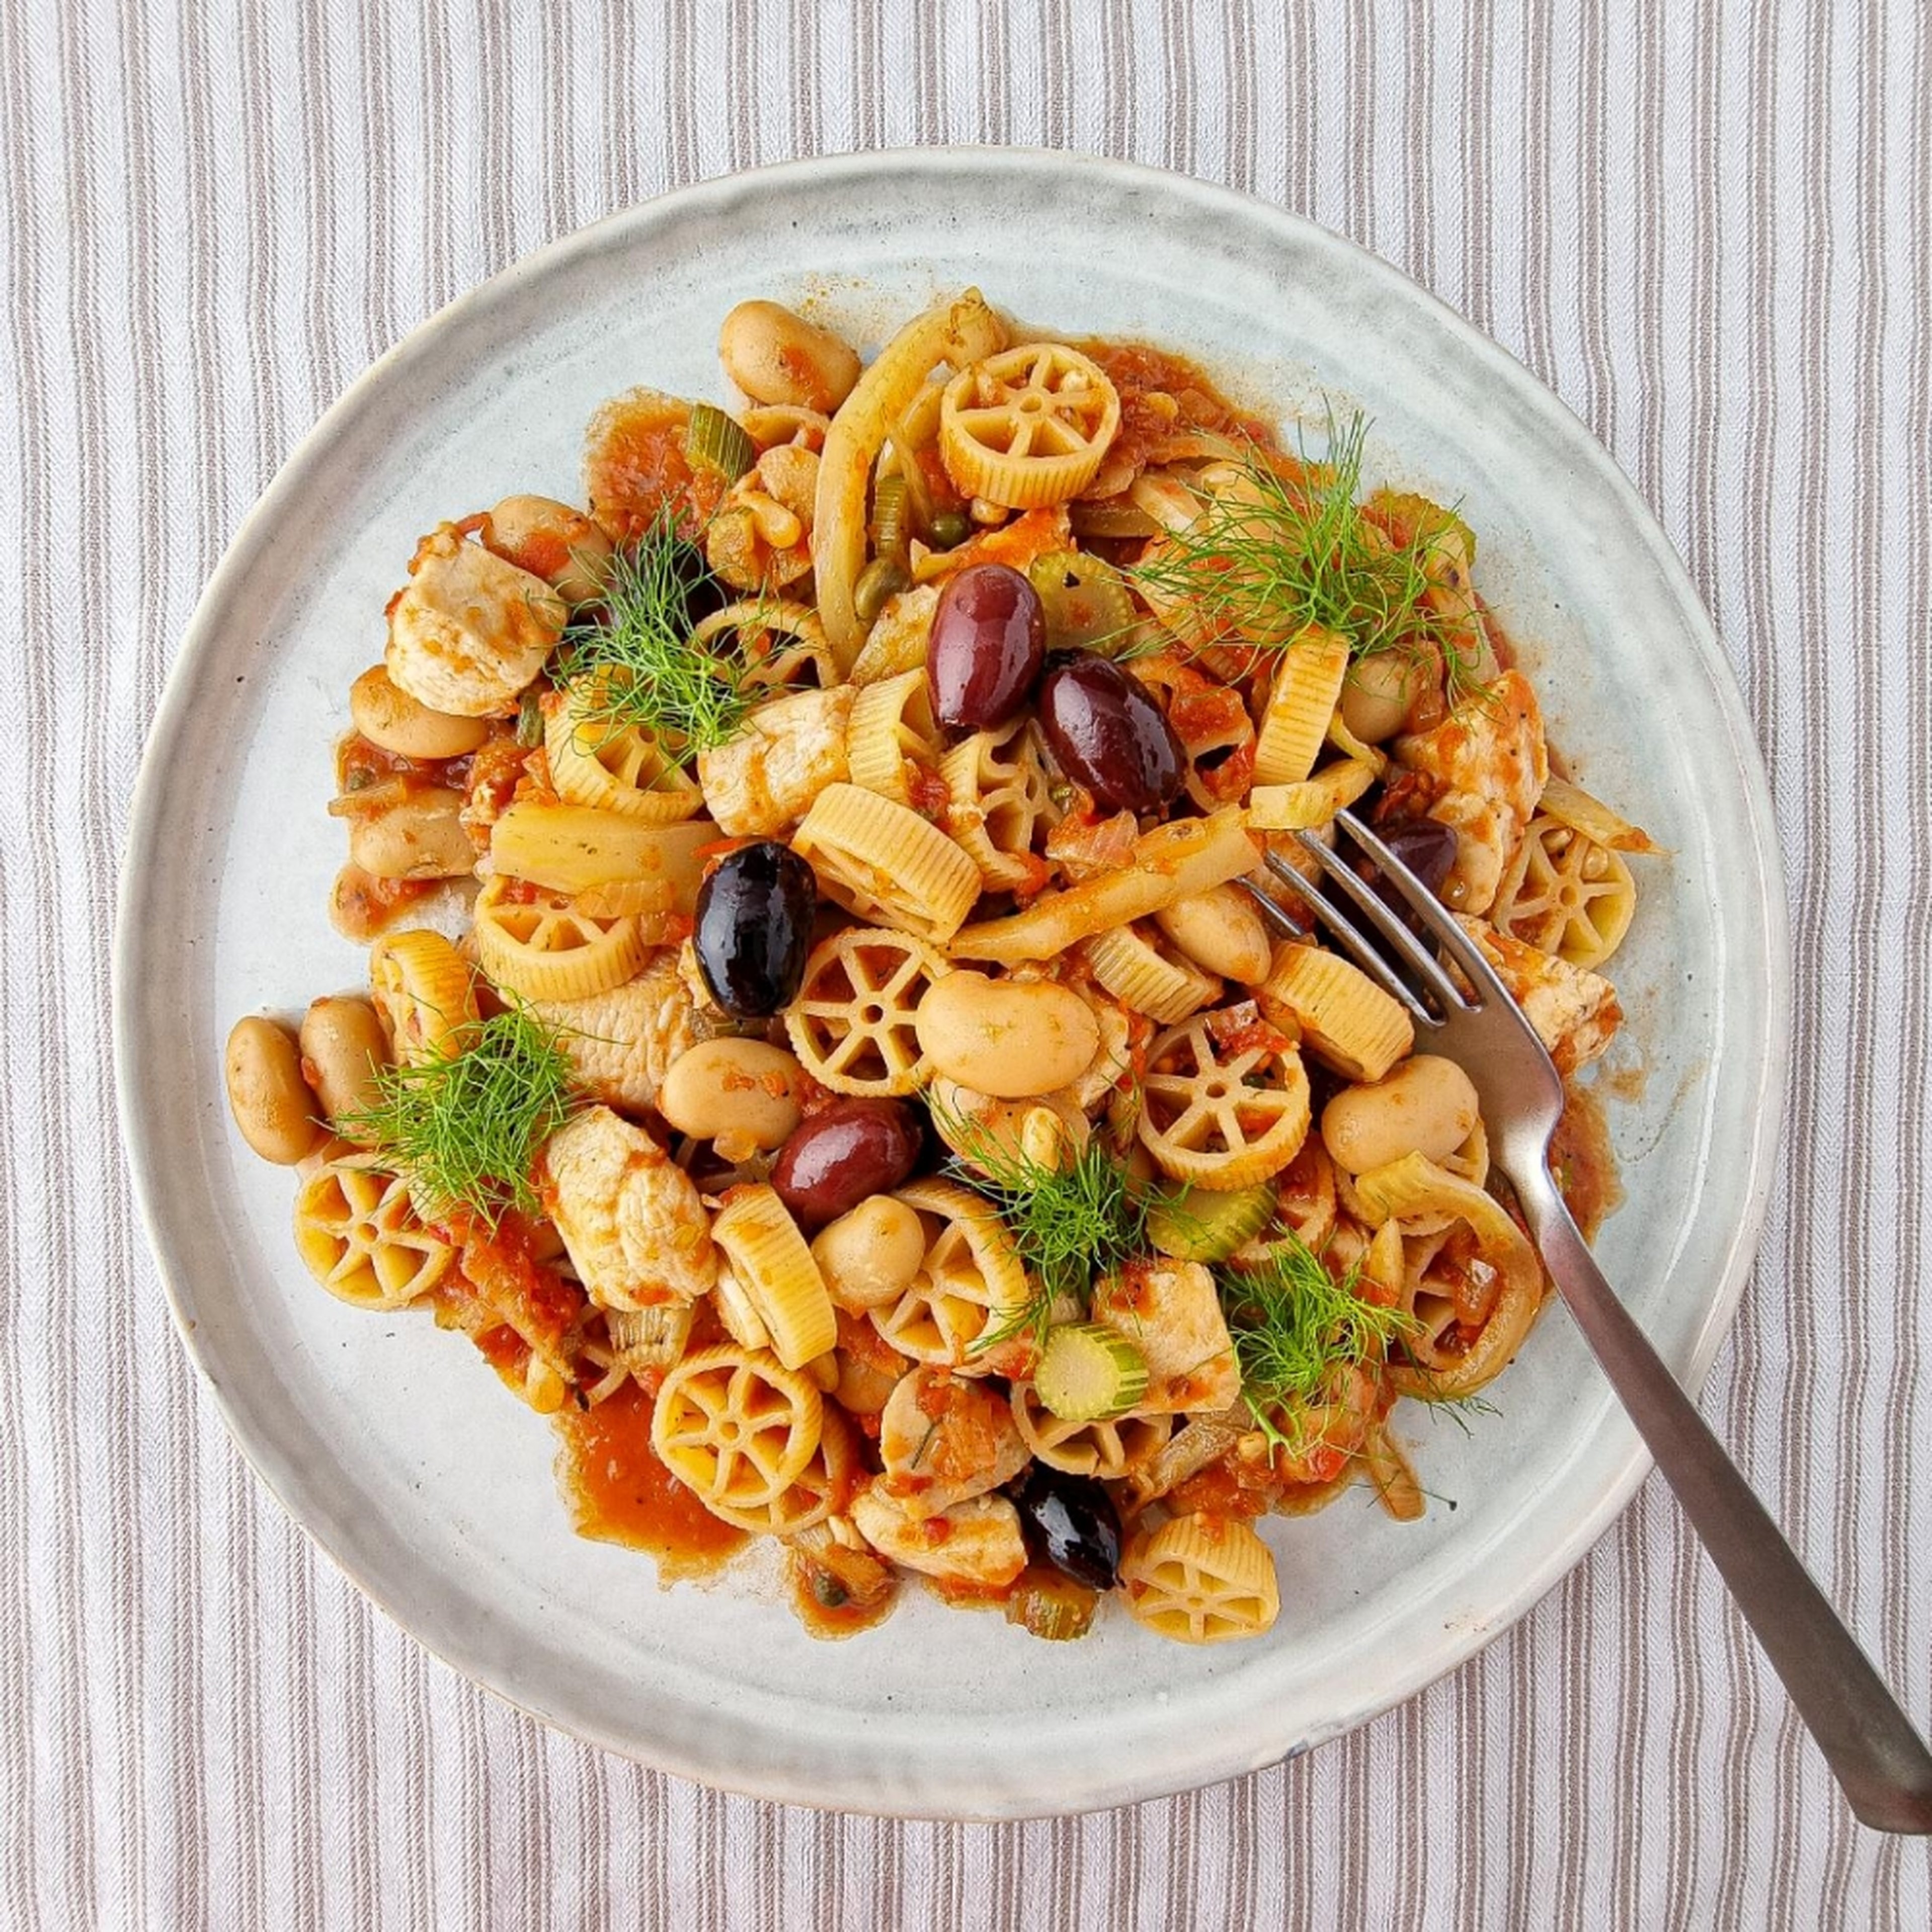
[1240, 808, 1932, 1834]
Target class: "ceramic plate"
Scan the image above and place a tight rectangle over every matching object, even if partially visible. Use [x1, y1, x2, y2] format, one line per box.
[115, 150, 1787, 1818]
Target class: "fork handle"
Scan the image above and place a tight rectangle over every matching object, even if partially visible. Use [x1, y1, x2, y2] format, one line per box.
[1515, 1178, 1932, 1833]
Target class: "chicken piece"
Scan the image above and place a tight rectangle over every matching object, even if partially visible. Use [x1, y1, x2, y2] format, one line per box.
[697, 685, 855, 836]
[705, 442, 820, 590]
[849, 1481, 1029, 1589]
[1393, 668, 1549, 917]
[384, 523, 566, 718]
[531, 954, 699, 1114]
[1092, 1259, 1242, 1415]
[1457, 916, 1622, 1074]
[876, 1366, 1029, 1519]
[538, 1105, 716, 1310]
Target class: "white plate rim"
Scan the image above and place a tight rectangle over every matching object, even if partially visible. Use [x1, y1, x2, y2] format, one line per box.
[113, 146, 1791, 1818]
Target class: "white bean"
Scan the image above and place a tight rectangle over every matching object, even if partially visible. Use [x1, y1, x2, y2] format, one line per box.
[811, 1196, 929, 1312]
[484, 494, 614, 607]
[346, 787, 475, 880]
[225, 1016, 322, 1165]
[913, 972, 1100, 1098]
[1154, 885, 1272, 984]
[299, 996, 390, 1128]
[349, 666, 491, 760]
[1338, 653, 1420, 744]
[717, 300, 861, 413]
[1321, 1054, 1481, 1174]
[657, 1038, 804, 1150]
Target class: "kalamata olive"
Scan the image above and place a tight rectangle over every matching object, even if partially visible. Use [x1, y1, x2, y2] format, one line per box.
[926, 562, 1046, 733]
[769, 1097, 923, 1230]
[1035, 650, 1184, 815]
[693, 842, 816, 1019]
[1008, 1462, 1122, 1592]
[1375, 817, 1458, 896]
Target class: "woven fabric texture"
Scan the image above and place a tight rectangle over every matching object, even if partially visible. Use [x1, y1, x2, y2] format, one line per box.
[4, 1, 1929, 1925]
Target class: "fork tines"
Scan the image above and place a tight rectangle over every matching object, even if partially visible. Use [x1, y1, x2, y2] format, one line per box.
[1241, 809, 1513, 1024]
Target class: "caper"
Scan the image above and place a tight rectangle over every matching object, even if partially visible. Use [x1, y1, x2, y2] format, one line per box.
[927, 510, 971, 550]
[853, 556, 912, 624]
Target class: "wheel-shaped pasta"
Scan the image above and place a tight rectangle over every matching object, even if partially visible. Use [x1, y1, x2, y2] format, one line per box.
[708, 1185, 837, 1371]
[1120, 1513, 1280, 1645]
[939, 342, 1122, 509]
[1137, 1011, 1312, 1191]
[1490, 814, 1638, 970]
[785, 926, 950, 1096]
[1252, 630, 1353, 786]
[1260, 943, 1414, 1082]
[543, 679, 706, 822]
[650, 1343, 825, 1518]
[472, 875, 648, 1003]
[869, 1178, 1031, 1373]
[692, 600, 837, 694]
[1082, 924, 1220, 1025]
[369, 929, 477, 1064]
[792, 783, 982, 944]
[845, 668, 943, 803]
[1350, 1151, 1546, 1401]
[940, 717, 1060, 891]
[702, 1406, 860, 1538]
[292, 1161, 452, 1310]
[1009, 1384, 1174, 1481]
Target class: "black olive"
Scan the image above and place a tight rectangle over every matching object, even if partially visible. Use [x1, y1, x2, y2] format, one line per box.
[1354, 815, 1459, 943]
[1008, 1461, 1122, 1592]
[1036, 650, 1184, 815]
[692, 842, 816, 1019]
[926, 562, 1047, 734]
[769, 1097, 923, 1230]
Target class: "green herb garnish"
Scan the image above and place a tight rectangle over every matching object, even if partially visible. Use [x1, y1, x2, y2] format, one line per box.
[1127, 405, 1486, 702]
[550, 508, 749, 754]
[1215, 1230, 1419, 1447]
[933, 1104, 1177, 1349]
[338, 1005, 579, 1228]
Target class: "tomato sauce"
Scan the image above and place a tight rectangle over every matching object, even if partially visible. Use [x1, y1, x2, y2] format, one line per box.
[553, 1381, 748, 1579]
[1549, 1079, 1624, 1241]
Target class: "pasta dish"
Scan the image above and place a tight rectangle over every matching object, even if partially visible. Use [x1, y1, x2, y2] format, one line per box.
[221, 289, 1652, 1645]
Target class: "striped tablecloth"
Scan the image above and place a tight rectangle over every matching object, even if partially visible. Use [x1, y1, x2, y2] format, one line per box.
[6, 2, 1928, 1924]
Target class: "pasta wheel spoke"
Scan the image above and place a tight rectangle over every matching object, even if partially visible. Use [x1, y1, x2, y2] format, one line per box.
[473, 875, 647, 1003]
[702, 1410, 858, 1537]
[1137, 1011, 1311, 1191]
[544, 678, 705, 823]
[785, 927, 950, 1096]
[651, 1344, 824, 1517]
[939, 343, 1123, 509]
[691, 600, 835, 693]
[292, 1161, 452, 1311]
[1010, 1384, 1174, 1481]
[1491, 814, 1637, 970]
[868, 1179, 1031, 1373]
[941, 718, 1060, 891]
[1121, 1513, 1281, 1644]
